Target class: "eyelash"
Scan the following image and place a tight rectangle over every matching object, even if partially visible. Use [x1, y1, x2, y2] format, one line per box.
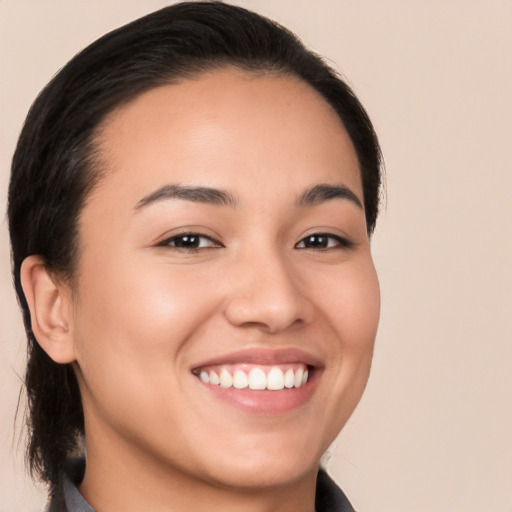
[157, 232, 222, 251]
[294, 233, 353, 250]
[158, 232, 353, 251]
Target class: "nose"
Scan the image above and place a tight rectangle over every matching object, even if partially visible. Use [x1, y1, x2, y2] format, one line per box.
[223, 248, 313, 334]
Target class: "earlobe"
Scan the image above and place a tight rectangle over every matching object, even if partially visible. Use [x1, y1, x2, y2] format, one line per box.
[20, 255, 76, 364]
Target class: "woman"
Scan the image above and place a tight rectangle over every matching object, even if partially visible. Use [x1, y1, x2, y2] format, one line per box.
[8, 2, 382, 511]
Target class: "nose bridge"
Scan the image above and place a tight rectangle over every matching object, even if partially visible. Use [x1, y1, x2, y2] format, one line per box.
[224, 242, 311, 333]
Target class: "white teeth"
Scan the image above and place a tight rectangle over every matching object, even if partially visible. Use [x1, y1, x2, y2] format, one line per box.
[284, 368, 295, 388]
[232, 369, 249, 389]
[248, 368, 267, 390]
[267, 366, 284, 390]
[198, 365, 310, 390]
[294, 367, 304, 388]
[219, 369, 233, 388]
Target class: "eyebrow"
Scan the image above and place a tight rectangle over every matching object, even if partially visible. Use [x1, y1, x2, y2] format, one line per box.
[296, 184, 363, 209]
[134, 182, 362, 211]
[134, 184, 238, 210]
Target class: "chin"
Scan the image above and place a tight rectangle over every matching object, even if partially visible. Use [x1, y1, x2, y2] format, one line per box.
[203, 454, 319, 491]
[190, 429, 328, 491]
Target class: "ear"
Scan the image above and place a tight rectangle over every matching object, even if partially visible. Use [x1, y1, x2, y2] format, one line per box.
[20, 255, 76, 364]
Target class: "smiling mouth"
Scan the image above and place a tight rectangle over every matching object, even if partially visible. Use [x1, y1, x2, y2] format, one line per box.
[193, 363, 311, 391]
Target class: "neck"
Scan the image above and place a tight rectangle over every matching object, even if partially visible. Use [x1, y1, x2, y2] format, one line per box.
[79, 431, 318, 512]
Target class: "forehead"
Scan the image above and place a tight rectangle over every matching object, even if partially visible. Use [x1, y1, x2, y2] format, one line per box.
[90, 68, 362, 210]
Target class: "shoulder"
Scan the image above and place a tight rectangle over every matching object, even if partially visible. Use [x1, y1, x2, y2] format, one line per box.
[315, 468, 357, 512]
[44, 491, 66, 512]
[45, 458, 94, 512]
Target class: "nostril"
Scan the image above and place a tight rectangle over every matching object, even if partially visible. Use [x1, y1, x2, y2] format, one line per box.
[223, 293, 312, 334]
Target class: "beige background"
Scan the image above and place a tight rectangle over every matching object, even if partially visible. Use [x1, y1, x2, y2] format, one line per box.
[1, 1, 511, 511]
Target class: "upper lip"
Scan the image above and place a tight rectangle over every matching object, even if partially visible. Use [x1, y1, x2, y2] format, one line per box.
[191, 347, 324, 370]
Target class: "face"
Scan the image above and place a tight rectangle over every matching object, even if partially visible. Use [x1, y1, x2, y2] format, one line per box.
[69, 68, 380, 490]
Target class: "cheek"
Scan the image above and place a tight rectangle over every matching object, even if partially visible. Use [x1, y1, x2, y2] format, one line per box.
[315, 255, 379, 400]
[313, 255, 380, 351]
[295, 255, 379, 446]
[336, 258, 380, 390]
[71, 258, 219, 392]
[341, 259, 380, 349]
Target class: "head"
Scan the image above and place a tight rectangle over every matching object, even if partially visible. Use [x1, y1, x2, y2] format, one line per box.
[8, 1, 382, 494]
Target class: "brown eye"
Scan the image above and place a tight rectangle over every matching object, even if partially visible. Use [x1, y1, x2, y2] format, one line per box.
[295, 234, 353, 250]
[159, 233, 221, 250]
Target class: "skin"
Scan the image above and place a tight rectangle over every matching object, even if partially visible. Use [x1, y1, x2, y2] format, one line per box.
[22, 68, 380, 512]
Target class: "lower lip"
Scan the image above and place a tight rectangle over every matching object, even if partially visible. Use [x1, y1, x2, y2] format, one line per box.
[196, 369, 321, 415]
